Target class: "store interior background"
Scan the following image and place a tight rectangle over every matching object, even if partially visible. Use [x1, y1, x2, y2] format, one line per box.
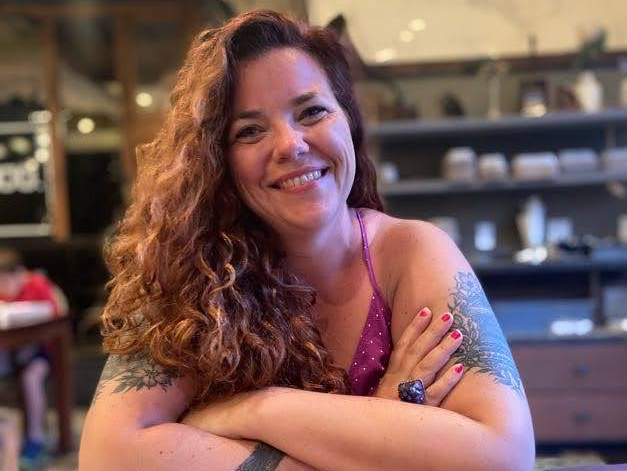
[1, 0, 627, 469]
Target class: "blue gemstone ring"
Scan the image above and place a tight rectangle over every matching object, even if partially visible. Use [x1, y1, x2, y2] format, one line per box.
[398, 379, 426, 404]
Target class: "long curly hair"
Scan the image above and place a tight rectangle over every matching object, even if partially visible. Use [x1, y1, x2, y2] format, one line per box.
[101, 9, 384, 406]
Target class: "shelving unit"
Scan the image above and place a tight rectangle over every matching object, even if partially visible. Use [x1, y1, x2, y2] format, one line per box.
[381, 171, 627, 196]
[369, 108, 627, 140]
[371, 108, 627, 323]
[472, 258, 627, 276]
[370, 109, 627, 443]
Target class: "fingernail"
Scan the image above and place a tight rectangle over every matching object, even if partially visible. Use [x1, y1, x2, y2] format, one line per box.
[450, 330, 461, 339]
[419, 308, 430, 317]
[441, 313, 451, 322]
[455, 364, 464, 374]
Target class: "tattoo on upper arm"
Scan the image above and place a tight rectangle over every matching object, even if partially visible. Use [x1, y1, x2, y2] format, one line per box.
[92, 353, 180, 404]
[448, 272, 525, 399]
[234, 443, 285, 471]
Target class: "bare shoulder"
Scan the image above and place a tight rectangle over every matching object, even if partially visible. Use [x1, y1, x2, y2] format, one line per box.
[360, 211, 463, 296]
[363, 211, 455, 255]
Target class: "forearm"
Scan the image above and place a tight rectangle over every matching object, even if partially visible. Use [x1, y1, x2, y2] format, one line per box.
[253, 389, 524, 471]
[79, 416, 320, 471]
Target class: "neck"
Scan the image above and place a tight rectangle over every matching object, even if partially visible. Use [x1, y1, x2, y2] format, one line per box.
[280, 206, 361, 290]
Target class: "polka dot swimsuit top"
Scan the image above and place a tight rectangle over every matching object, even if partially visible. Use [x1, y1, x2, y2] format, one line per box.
[348, 209, 393, 396]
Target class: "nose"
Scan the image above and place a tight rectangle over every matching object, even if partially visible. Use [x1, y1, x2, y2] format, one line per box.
[272, 122, 309, 163]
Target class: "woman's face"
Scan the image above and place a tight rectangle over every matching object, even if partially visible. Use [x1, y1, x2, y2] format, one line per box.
[226, 47, 355, 234]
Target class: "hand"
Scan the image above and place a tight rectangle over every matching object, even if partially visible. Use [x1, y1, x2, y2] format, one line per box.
[374, 308, 464, 406]
[179, 389, 264, 440]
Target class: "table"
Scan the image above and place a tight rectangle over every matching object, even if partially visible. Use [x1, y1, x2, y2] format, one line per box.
[0, 317, 73, 453]
[548, 465, 627, 470]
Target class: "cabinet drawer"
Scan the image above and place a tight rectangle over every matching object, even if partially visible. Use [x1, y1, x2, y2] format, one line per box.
[511, 341, 627, 391]
[528, 392, 627, 442]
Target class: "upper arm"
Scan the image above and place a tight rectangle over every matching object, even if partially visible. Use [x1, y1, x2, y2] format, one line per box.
[81, 355, 313, 471]
[86, 353, 193, 430]
[385, 220, 533, 441]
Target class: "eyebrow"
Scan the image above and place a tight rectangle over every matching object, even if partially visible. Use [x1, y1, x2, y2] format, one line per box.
[231, 92, 317, 122]
[290, 91, 316, 107]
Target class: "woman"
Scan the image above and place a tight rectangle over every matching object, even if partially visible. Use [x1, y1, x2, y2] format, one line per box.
[79, 10, 534, 471]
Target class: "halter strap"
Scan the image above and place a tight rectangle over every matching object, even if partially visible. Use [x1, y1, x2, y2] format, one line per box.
[355, 209, 381, 293]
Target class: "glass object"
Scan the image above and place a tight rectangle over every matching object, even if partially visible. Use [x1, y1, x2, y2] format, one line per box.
[574, 71, 603, 112]
[547, 218, 574, 246]
[618, 214, 627, 244]
[379, 161, 399, 183]
[474, 221, 497, 252]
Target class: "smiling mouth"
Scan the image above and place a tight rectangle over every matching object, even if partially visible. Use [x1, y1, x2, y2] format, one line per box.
[271, 168, 329, 189]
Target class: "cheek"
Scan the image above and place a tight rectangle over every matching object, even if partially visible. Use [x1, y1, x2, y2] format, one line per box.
[330, 119, 355, 171]
[318, 115, 354, 164]
[229, 149, 265, 191]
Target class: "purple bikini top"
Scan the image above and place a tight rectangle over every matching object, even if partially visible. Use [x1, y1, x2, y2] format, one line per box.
[347, 209, 393, 396]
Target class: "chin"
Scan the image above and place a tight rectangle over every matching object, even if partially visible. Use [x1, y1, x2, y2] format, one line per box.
[277, 202, 339, 232]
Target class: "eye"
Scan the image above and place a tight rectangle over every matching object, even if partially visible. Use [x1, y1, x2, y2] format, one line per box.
[299, 106, 328, 124]
[235, 125, 264, 142]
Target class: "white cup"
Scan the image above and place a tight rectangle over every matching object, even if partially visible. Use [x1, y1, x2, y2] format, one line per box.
[618, 214, 627, 245]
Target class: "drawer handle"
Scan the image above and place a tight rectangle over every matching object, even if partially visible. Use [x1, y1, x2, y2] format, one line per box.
[573, 365, 590, 377]
[573, 411, 592, 424]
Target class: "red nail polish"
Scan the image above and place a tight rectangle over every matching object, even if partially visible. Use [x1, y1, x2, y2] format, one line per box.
[450, 330, 461, 339]
[455, 364, 464, 374]
[441, 313, 451, 322]
[419, 309, 430, 317]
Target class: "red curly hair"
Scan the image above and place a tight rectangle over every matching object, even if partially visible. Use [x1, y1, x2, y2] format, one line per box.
[101, 9, 384, 406]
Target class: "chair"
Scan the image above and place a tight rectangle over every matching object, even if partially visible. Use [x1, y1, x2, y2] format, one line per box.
[0, 283, 74, 453]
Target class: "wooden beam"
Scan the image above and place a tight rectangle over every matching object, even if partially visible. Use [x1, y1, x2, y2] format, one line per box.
[114, 15, 138, 194]
[367, 50, 627, 79]
[0, 2, 189, 21]
[42, 18, 71, 241]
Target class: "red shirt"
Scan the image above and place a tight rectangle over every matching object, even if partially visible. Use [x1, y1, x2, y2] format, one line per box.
[0, 272, 59, 318]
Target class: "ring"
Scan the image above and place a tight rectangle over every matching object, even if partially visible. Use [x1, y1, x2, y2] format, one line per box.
[398, 379, 426, 404]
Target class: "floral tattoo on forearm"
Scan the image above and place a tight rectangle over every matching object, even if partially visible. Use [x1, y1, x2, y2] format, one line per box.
[448, 271, 525, 399]
[92, 353, 180, 403]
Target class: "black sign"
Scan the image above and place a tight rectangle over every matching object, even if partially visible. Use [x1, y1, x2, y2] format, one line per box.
[0, 121, 50, 236]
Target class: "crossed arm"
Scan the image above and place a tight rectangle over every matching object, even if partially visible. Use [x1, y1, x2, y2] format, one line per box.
[81, 353, 317, 471]
[79, 222, 534, 471]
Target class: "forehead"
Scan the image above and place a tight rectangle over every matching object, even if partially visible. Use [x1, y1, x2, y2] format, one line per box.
[232, 48, 335, 112]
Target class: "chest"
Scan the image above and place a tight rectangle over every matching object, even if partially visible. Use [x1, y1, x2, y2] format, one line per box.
[313, 270, 379, 372]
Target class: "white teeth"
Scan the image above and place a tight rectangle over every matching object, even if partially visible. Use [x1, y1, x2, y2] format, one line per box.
[278, 170, 323, 189]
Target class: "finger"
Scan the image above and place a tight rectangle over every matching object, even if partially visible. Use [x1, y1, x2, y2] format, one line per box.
[401, 311, 454, 371]
[411, 329, 463, 386]
[424, 363, 465, 407]
[387, 307, 432, 372]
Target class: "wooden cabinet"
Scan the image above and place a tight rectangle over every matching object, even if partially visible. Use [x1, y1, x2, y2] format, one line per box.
[511, 339, 627, 442]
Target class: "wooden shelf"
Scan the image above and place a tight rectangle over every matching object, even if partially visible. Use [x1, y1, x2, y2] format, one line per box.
[509, 333, 627, 344]
[381, 171, 627, 196]
[472, 258, 627, 276]
[369, 108, 627, 140]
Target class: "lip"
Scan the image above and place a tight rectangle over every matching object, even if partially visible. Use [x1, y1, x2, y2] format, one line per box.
[270, 165, 328, 187]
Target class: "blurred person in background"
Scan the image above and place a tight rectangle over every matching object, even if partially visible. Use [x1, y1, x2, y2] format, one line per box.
[0, 247, 60, 469]
[79, 10, 534, 471]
